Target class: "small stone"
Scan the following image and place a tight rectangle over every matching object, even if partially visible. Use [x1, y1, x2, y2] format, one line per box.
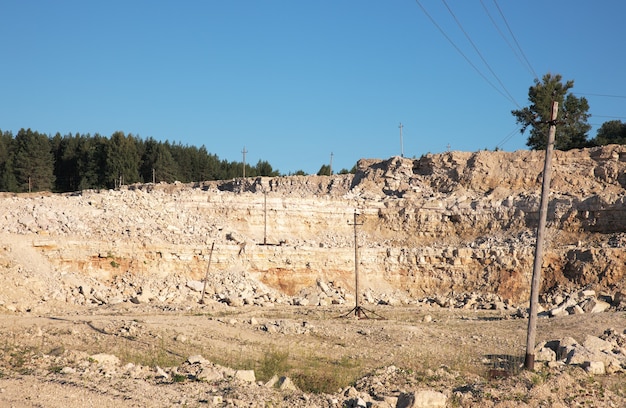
[90, 353, 120, 366]
[187, 355, 208, 364]
[234, 370, 256, 382]
[61, 367, 76, 374]
[583, 361, 605, 375]
[278, 376, 298, 391]
[155, 365, 169, 379]
[397, 390, 447, 408]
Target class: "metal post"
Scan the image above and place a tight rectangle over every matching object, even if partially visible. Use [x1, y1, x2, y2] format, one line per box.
[354, 211, 360, 315]
[399, 122, 404, 158]
[525, 100, 559, 370]
[263, 191, 267, 245]
[199, 242, 216, 304]
[241, 147, 248, 178]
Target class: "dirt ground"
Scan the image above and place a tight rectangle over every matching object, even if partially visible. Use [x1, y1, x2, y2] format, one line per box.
[1, 302, 625, 407]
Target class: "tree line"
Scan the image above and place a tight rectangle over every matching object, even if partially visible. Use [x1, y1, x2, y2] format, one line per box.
[0, 129, 287, 193]
[2, 74, 624, 193]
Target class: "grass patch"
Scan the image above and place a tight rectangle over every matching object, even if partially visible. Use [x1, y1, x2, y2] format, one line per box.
[48, 365, 64, 374]
[105, 335, 192, 369]
[172, 373, 187, 383]
[255, 349, 290, 383]
[202, 343, 362, 394]
[291, 355, 362, 394]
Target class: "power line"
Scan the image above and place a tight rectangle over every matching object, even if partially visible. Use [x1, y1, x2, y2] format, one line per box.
[414, 0, 518, 106]
[442, 0, 519, 107]
[495, 127, 523, 150]
[574, 92, 626, 99]
[480, 0, 535, 80]
[492, 0, 538, 80]
[591, 115, 626, 120]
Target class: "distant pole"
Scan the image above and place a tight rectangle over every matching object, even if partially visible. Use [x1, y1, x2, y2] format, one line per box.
[199, 242, 215, 304]
[241, 146, 248, 178]
[330, 152, 334, 175]
[354, 211, 360, 315]
[399, 122, 404, 157]
[525, 100, 559, 370]
[263, 191, 268, 245]
[152, 168, 156, 184]
[348, 210, 364, 317]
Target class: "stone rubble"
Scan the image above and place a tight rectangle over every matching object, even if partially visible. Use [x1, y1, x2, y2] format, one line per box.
[535, 328, 626, 375]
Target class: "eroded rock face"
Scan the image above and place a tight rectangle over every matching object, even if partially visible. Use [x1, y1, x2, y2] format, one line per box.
[0, 145, 624, 308]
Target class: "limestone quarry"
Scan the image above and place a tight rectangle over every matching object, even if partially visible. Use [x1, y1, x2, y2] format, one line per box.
[0, 145, 625, 407]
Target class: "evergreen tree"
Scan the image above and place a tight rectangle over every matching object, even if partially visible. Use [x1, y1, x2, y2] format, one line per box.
[105, 131, 140, 188]
[255, 160, 280, 177]
[512, 73, 591, 150]
[140, 138, 179, 183]
[13, 128, 55, 192]
[0, 130, 18, 191]
[590, 120, 626, 146]
[316, 164, 331, 176]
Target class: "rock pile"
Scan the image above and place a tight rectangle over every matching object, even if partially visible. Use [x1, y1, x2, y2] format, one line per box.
[540, 288, 626, 317]
[536, 329, 626, 375]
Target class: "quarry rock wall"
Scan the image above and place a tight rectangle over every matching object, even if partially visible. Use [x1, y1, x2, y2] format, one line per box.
[1, 145, 625, 305]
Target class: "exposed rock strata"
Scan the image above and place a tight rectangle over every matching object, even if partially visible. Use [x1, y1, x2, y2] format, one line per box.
[0, 145, 624, 310]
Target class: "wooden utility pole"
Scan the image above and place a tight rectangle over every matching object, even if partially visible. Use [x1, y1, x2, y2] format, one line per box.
[152, 168, 156, 184]
[330, 152, 334, 176]
[241, 146, 248, 178]
[399, 122, 404, 157]
[199, 242, 216, 304]
[525, 100, 559, 370]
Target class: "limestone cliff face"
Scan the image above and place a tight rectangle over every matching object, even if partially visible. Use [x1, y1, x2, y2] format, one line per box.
[1, 145, 625, 303]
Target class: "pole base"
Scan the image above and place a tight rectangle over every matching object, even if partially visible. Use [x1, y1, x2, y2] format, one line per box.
[524, 353, 535, 371]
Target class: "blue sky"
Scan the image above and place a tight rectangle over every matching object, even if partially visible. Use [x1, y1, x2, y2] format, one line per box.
[2, 1, 625, 175]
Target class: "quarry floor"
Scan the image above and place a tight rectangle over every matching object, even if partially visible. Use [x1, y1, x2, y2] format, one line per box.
[1, 303, 625, 407]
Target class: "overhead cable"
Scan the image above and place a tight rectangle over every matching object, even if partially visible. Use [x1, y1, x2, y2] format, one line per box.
[442, 0, 520, 107]
[492, 0, 538, 80]
[479, 0, 534, 80]
[574, 92, 626, 99]
[495, 127, 522, 150]
[414, 0, 517, 106]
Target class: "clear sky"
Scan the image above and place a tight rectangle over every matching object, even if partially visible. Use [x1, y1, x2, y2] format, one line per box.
[2, 1, 625, 175]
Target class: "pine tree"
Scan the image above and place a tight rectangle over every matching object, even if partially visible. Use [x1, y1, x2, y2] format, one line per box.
[13, 128, 55, 192]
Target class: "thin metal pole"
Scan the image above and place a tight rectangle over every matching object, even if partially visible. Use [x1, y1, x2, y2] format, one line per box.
[263, 191, 267, 245]
[525, 100, 559, 370]
[199, 242, 215, 304]
[353, 210, 360, 316]
[241, 147, 248, 178]
[399, 122, 404, 157]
